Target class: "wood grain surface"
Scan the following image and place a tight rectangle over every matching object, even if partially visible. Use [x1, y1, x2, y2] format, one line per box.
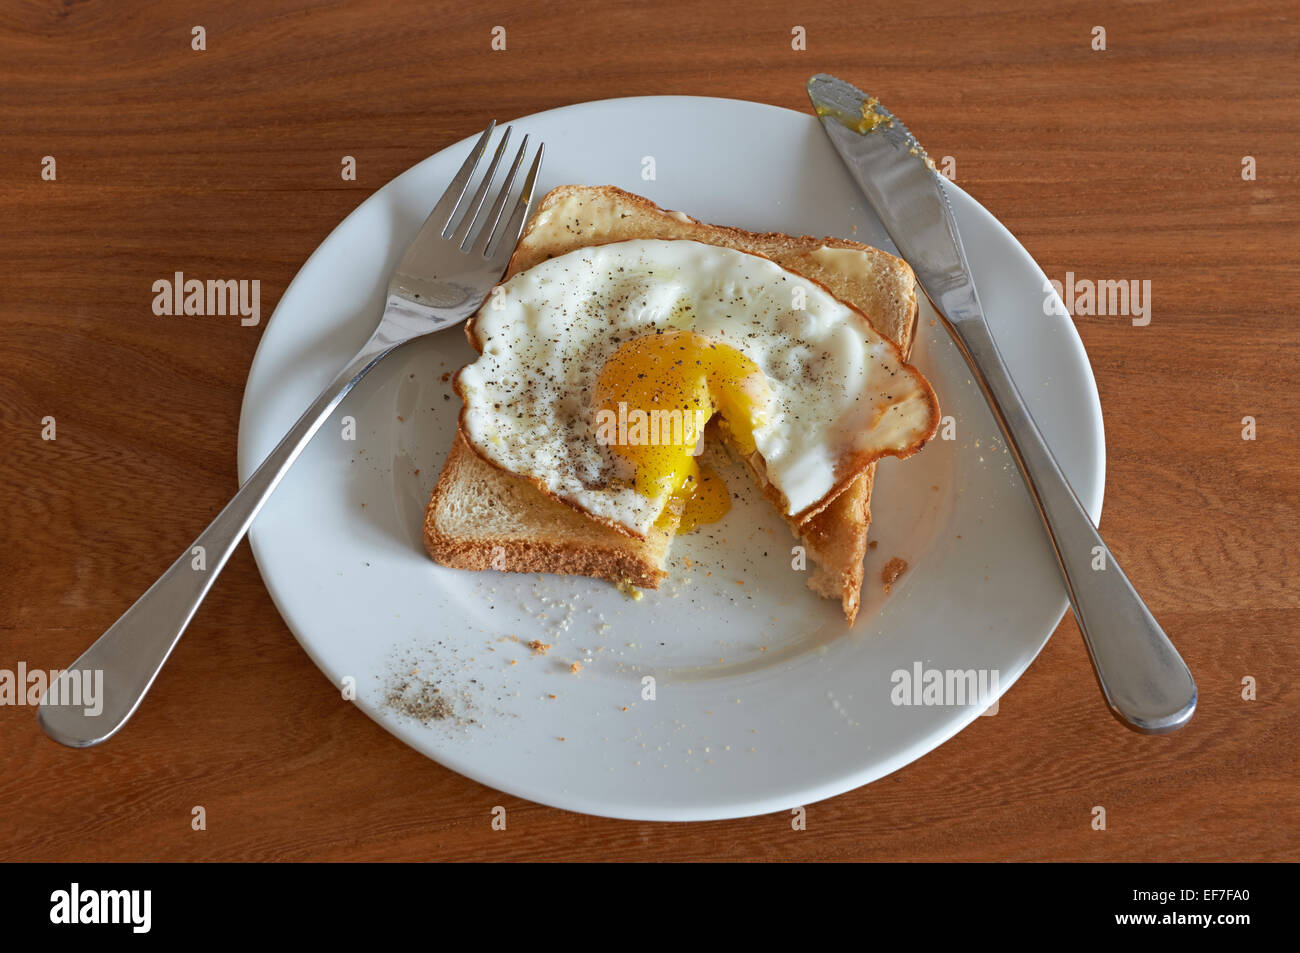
[1, 0, 1296, 862]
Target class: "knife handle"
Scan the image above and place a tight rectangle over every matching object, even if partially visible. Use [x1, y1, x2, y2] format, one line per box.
[947, 315, 1196, 733]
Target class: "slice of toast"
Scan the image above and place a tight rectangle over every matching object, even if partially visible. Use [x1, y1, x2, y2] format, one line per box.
[424, 185, 919, 620]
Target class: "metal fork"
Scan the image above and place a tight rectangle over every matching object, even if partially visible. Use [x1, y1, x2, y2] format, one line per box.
[39, 122, 543, 747]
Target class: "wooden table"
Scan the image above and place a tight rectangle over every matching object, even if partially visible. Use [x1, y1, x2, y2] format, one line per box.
[2, 0, 1295, 862]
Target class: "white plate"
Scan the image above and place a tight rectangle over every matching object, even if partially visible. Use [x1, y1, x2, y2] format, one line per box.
[237, 96, 1104, 821]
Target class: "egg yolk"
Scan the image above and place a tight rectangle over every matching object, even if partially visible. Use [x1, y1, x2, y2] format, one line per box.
[675, 465, 732, 534]
[593, 330, 770, 533]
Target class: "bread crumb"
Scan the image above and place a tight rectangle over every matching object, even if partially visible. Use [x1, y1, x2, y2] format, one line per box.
[570, 662, 582, 673]
[528, 640, 551, 655]
[868, 540, 878, 550]
[881, 557, 909, 593]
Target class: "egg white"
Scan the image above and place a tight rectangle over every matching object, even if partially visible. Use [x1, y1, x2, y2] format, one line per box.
[456, 239, 936, 537]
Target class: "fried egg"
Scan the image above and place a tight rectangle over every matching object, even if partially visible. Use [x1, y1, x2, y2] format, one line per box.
[456, 239, 938, 538]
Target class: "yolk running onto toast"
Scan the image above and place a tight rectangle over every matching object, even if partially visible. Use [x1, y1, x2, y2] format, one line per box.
[675, 464, 732, 533]
[593, 330, 770, 533]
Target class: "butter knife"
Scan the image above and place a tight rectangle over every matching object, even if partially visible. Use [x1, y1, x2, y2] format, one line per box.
[807, 73, 1195, 734]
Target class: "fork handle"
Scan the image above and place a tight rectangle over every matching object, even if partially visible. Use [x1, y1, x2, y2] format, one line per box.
[38, 340, 396, 747]
[951, 316, 1196, 733]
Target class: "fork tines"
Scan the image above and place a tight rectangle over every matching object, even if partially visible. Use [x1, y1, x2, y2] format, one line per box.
[438, 121, 544, 258]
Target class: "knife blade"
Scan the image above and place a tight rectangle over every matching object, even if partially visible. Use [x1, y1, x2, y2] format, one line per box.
[807, 72, 1196, 734]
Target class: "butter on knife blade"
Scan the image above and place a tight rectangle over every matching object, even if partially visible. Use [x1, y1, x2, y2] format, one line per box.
[806, 73, 938, 170]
